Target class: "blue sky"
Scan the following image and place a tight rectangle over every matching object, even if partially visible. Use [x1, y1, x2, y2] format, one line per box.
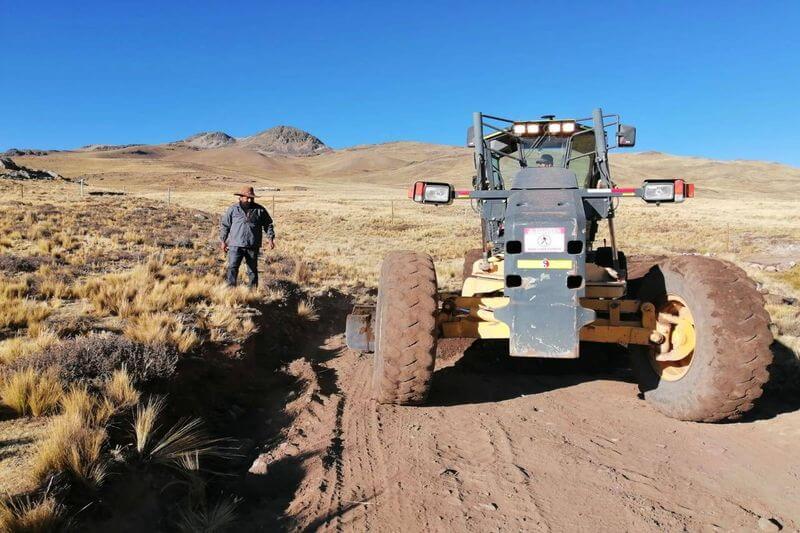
[2, 1, 799, 165]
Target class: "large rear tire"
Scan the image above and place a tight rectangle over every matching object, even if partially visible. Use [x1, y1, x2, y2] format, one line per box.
[372, 251, 438, 404]
[630, 256, 772, 422]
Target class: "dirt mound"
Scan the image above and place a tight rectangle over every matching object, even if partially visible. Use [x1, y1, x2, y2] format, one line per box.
[181, 131, 236, 149]
[238, 125, 330, 156]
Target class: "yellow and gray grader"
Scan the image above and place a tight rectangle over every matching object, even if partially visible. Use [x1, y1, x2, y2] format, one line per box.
[346, 109, 772, 422]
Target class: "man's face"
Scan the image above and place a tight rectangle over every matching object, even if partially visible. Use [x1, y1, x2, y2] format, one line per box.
[240, 196, 254, 207]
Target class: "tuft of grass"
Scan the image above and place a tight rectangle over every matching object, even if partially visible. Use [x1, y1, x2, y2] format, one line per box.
[0, 276, 33, 300]
[0, 496, 64, 533]
[134, 396, 163, 455]
[293, 261, 311, 284]
[103, 367, 140, 409]
[778, 265, 800, 291]
[133, 396, 231, 469]
[33, 386, 111, 488]
[123, 313, 199, 353]
[0, 329, 59, 365]
[205, 306, 256, 341]
[177, 497, 239, 533]
[60, 385, 116, 427]
[0, 368, 63, 417]
[0, 299, 51, 331]
[296, 298, 319, 322]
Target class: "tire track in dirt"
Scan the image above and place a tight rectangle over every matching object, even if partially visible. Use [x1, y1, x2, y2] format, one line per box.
[259, 336, 799, 532]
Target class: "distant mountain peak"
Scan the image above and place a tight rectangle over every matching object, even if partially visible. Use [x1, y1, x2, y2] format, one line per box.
[239, 125, 329, 156]
[182, 131, 236, 149]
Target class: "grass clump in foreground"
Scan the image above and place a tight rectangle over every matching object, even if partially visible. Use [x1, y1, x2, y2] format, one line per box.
[0, 496, 65, 532]
[26, 378, 239, 528]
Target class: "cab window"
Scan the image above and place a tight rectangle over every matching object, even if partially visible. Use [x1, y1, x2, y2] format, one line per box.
[568, 132, 596, 188]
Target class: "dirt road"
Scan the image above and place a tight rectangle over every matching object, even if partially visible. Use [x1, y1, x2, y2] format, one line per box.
[245, 333, 799, 532]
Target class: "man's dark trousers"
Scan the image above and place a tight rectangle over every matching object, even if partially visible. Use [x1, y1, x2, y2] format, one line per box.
[226, 246, 259, 288]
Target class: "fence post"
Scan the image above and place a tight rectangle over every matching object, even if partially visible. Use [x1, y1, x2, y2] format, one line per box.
[20, 184, 23, 200]
[168, 188, 171, 207]
[79, 178, 84, 197]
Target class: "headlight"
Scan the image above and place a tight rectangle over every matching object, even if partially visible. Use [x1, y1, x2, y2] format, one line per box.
[561, 122, 576, 133]
[423, 184, 452, 203]
[642, 183, 675, 202]
[548, 123, 562, 134]
[513, 123, 527, 135]
[526, 123, 540, 135]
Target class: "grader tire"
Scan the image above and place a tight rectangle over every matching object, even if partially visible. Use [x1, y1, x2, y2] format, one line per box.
[630, 255, 773, 422]
[372, 251, 438, 405]
[462, 248, 484, 281]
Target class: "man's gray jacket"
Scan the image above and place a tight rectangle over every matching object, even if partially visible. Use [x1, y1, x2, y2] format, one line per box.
[220, 203, 275, 249]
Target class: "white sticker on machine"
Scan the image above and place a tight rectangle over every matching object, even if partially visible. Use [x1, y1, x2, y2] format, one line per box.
[523, 227, 566, 253]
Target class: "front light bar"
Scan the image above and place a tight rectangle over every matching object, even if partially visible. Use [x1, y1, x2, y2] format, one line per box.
[513, 120, 576, 137]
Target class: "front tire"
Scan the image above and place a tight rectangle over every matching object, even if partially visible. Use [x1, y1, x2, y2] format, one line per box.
[372, 251, 438, 404]
[630, 256, 772, 422]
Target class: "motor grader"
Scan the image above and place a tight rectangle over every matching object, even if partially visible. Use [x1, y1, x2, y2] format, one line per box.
[346, 109, 773, 422]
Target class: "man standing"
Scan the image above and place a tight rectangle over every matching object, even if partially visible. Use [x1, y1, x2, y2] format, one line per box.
[220, 186, 275, 288]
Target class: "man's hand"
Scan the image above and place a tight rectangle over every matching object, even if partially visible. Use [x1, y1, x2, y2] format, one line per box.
[220, 241, 229, 253]
[269, 239, 276, 250]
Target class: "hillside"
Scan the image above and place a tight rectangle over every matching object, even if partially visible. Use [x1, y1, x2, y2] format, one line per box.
[10, 137, 799, 198]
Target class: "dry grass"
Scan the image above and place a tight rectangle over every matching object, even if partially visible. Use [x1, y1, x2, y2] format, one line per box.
[779, 265, 800, 291]
[32, 385, 116, 488]
[204, 305, 256, 341]
[297, 298, 319, 322]
[0, 299, 51, 331]
[123, 313, 199, 353]
[0, 368, 63, 417]
[103, 368, 141, 409]
[134, 396, 163, 455]
[0, 496, 64, 532]
[0, 329, 59, 365]
[133, 396, 230, 469]
[177, 497, 239, 533]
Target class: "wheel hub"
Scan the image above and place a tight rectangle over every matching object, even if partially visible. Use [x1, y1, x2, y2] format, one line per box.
[649, 295, 696, 381]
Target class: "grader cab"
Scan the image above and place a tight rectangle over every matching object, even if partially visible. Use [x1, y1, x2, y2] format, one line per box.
[346, 109, 772, 422]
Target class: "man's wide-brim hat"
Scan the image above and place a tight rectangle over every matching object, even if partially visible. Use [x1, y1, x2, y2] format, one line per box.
[235, 186, 256, 198]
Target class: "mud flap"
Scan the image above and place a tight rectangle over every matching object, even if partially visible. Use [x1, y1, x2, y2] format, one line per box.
[345, 306, 375, 353]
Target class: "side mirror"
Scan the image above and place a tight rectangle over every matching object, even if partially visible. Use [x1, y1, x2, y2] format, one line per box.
[466, 126, 475, 147]
[641, 179, 694, 203]
[408, 181, 454, 205]
[617, 124, 636, 147]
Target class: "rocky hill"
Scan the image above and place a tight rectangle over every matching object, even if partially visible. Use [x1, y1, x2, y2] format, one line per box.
[180, 131, 236, 149]
[237, 125, 330, 156]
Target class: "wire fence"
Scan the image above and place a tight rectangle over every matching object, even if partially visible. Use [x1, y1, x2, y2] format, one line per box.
[39, 180, 481, 223]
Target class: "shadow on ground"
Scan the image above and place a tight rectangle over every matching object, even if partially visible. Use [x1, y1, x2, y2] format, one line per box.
[428, 339, 633, 407]
[736, 339, 800, 422]
[429, 338, 800, 424]
[221, 281, 353, 531]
